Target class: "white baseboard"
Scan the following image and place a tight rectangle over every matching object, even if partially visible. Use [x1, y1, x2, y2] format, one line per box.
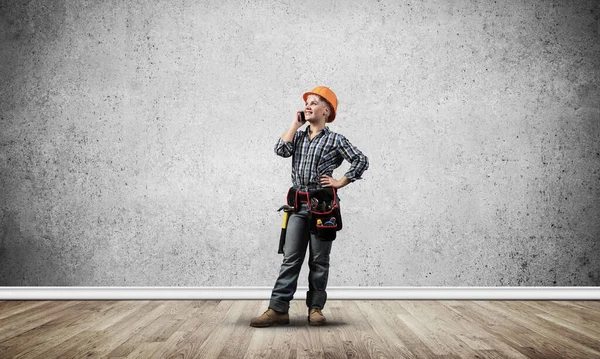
[1, 287, 599, 300]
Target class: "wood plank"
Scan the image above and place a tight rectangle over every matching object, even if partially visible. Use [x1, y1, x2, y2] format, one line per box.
[295, 303, 325, 359]
[524, 301, 600, 334]
[77, 302, 174, 358]
[521, 301, 600, 343]
[215, 300, 261, 359]
[0, 301, 83, 342]
[0, 301, 49, 321]
[2, 304, 103, 358]
[243, 328, 274, 359]
[1, 300, 599, 359]
[267, 300, 301, 359]
[242, 300, 297, 359]
[477, 301, 600, 358]
[570, 301, 600, 313]
[32, 301, 167, 359]
[410, 300, 493, 354]
[176, 300, 221, 332]
[439, 301, 529, 359]
[126, 331, 187, 359]
[123, 342, 162, 359]
[29, 328, 100, 359]
[0, 301, 63, 327]
[355, 300, 417, 358]
[8, 302, 122, 359]
[86, 301, 151, 331]
[316, 302, 348, 359]
[106, 314, 182, 357]
[162, 300, 235, 359]
[471, 301, 592, 359]
[376, 300, 439, 358]
[397, 300, 473, 356]
[328, 300, 379, 359]
[190, 300, 249, 359]
[439, 301, 556, 359]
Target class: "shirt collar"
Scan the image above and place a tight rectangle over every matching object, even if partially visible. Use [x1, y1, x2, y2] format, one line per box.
[304, 126, 330, 137]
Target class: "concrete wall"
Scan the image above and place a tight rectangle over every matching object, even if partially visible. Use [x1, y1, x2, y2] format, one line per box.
[1, 0, 598, 287]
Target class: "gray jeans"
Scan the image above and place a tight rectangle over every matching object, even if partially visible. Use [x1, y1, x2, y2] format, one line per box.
[269, 203, 334, 313]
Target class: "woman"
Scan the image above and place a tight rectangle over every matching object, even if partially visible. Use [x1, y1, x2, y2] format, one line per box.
[251, 86, 369, 327]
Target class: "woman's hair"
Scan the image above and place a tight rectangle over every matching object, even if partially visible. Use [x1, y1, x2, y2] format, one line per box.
[314, 94, 334, 121]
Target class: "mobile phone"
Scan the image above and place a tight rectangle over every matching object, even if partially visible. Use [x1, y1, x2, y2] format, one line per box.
[298, 111, 306, 123]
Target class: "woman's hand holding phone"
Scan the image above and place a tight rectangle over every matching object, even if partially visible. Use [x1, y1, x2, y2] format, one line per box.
[283, 111, 306, 142]
[291, 111, 306, 130]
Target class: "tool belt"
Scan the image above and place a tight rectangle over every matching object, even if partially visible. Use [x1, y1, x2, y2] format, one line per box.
[286, 186, 343, 241]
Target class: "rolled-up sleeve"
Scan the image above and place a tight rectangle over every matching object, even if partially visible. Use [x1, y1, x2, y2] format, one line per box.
[337, 136, 369, 181]
[275, 137, 294, 158]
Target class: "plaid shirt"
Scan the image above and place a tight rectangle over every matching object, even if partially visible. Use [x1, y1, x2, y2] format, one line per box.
[275, 126, 369, 189]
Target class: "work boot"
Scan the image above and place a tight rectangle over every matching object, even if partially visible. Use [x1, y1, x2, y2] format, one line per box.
[308, 307, 326, 326]
[250, 308, 290, 327]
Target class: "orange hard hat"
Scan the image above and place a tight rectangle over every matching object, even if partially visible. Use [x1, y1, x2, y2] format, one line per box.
[303, 86, 338, 122]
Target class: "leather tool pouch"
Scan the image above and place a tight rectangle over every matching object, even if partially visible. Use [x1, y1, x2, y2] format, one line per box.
[310, 189, 343, 241]
[286, 187, 343, 241]
[309, 188, 342, 241]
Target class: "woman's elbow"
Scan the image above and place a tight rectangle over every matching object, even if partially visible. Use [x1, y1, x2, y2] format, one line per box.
[275, 148, 293, 158]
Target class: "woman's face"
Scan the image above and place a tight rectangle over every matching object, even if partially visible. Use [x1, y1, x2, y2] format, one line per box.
[304, 95, 329, 123]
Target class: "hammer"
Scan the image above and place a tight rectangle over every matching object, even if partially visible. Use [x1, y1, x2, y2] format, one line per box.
[277, 205, 295, 254]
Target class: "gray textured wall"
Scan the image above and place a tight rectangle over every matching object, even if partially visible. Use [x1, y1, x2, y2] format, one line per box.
[1, 0, 599, 287]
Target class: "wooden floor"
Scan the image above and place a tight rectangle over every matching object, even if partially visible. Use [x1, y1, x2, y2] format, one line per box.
[0, 300, 599, 358]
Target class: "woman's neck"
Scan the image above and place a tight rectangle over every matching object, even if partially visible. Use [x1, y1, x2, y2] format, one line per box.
[309, 122, 326, 136]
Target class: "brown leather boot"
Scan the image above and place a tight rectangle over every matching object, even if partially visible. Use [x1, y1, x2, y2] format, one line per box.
[308, 308, 326, 326]
[250, 308, 290, 327]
